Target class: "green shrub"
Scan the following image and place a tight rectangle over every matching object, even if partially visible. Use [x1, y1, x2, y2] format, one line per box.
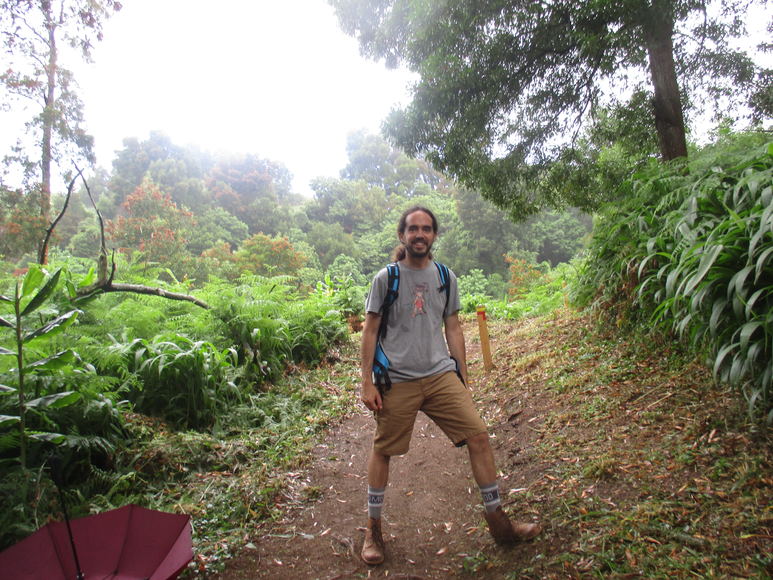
[462, 263, 572, 320]
[109, 333, 240, 430]
[575, 134, 772, 422]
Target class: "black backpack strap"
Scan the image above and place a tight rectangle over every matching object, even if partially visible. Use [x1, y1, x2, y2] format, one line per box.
[378, 263, 400, 340]
[374, 263, 399, 395]
[435, 261, 451, 316]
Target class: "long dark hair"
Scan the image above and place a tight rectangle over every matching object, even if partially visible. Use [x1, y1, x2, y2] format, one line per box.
[392, 206, 438, 261]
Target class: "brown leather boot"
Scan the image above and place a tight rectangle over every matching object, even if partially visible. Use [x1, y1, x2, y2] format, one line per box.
[361, 517, 385, 565]
[484, 506, 542, 545]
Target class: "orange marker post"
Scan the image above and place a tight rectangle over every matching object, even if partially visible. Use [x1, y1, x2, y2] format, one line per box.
[476, 305, 494, 372]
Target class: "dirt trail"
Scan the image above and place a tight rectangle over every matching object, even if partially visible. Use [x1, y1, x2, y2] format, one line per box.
[214, 323, 546, 579]
[213, 312, 773, 579]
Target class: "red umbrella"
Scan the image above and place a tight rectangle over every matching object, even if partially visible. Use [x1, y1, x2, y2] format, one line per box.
[0, 504, 193, 580]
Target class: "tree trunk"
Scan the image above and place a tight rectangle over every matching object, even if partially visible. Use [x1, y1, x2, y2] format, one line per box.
[644, 3, 688, 161]
[39, 0, 57, 264]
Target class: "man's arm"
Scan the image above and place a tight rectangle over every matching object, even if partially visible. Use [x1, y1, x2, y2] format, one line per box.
[444, 312, 468, 386]
[360, 311, 383, 411]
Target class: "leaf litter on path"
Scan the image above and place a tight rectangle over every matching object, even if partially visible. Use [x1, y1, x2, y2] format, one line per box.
[212, 309, 772, 579]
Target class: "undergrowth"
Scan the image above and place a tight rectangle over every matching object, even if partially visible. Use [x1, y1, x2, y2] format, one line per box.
[574, 133, 773, 424]
[475, 312, 771, 579]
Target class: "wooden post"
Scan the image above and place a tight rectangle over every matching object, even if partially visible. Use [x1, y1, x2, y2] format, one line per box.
[476, 305, 494, 372]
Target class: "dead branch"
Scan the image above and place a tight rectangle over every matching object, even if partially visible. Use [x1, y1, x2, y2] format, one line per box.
[71, 170, 210, 309]
[79, 282, 210, 309]
[38, 168, 83, 264]
[78, 164, 109, 283]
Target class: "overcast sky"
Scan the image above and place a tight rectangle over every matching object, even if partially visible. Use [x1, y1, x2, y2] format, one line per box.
[76, 0, 415, 196]
[3, 1, 770, 198]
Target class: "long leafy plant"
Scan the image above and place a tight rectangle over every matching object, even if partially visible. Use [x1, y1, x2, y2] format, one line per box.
[0, 266, 81, 467]
[575, 135, 772, 422]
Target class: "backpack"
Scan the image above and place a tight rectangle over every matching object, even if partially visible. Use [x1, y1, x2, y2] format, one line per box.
[372, 261, 453, 394]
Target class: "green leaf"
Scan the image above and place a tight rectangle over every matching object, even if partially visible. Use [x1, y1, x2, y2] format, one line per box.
[745, 288, 769, 320]
[78, 267, 96, 288]
[25, 391, 80, 410]
[761, 184, 772, 208]
[665, 266, 682, 298]
[0, 316, 13, 328]
[65, 279, 77, 300]
[23, 350, 76, 373]
[676, 313, 693, 338]
[20, 266, 45, 298]
[755, 247, 773, 283]
[637, 252, 669, 279]
[683, 244, 723, 296]
[728, 265, 754, 301]
[23, 310, 80, 343]
[21, 269, 62, 317]
[713, 342, 737, 378]
[0, 415, 20, 428]
[729, 352, 746, 385]
[29, 432, 66, 444]
[738, 321, 764, 353]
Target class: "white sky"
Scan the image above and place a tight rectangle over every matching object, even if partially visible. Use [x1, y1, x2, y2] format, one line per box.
[76, 0, 415, 196]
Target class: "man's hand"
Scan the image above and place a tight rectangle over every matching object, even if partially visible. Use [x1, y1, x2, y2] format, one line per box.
[361, 381, 383, 412]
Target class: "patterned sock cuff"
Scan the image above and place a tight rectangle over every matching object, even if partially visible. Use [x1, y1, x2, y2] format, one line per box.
[367, 486, 386, 519]
[480, 482, 501, 513]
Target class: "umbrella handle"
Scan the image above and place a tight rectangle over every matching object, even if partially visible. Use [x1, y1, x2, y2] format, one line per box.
[47, 455, 86, 580]
[62, 513, 85, 580]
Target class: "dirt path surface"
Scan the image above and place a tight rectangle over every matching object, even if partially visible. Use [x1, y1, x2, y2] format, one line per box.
[212, 313, 772, 579]
[216, 412, 523, 579]
[213, 320, 547, 580]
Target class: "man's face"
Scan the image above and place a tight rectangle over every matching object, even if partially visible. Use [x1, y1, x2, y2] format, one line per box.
[400, 210, 436, 259]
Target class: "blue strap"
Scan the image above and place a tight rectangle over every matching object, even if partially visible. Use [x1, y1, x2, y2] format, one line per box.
[386, 263, 400, 302]
[434, 262, 449, 293]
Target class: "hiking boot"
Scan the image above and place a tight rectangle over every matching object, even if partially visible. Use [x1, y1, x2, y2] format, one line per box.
[484, 506, 542, 545]
[361, 517, 385, 565]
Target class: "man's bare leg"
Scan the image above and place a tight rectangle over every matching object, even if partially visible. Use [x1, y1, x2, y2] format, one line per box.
[362, 450, 390, 565]
[466, 432, 542, 544]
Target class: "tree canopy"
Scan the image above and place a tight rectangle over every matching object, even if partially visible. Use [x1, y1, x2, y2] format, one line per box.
[329, 0, 770, 218]
[1, 0, 121, 238]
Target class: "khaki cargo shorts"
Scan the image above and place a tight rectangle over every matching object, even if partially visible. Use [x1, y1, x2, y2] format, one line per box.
[372, 371, 488, 456]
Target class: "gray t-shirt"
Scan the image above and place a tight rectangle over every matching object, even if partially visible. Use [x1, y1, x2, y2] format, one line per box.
[365, 261, 461, 383]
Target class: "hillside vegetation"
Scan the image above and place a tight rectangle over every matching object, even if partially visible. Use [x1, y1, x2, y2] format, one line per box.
[0, 134, 771, 577]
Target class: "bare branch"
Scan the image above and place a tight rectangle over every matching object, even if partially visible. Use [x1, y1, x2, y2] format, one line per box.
[73, 176, 209, 309]
[38, 166, 82, 263]
[79, 168, 104, 244]
[92, 283, 210, 309]
[75, 279, 210, 309]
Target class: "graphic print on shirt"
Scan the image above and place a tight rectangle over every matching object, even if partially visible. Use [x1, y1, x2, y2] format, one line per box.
[412, 282, 429, 317]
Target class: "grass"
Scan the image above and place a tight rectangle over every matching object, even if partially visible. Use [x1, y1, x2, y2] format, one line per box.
[8, 299, 768, 578]
[467, 309, 771, 579]
[62, 337, 361, 577]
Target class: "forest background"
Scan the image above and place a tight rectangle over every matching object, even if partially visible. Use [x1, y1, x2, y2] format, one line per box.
[0, 0, 771, 576]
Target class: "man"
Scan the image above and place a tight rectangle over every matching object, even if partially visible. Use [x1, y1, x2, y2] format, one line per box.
[359, 206, 542, 565]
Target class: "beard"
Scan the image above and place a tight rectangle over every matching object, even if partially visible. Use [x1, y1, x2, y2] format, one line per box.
[404, 239, 432, 258]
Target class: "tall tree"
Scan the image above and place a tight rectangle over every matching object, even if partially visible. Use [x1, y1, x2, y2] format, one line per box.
[109, 132, 212, 210]
[205, 153, 298, 235]
[330, 0, 768, 217]
[106, 178, 195, 277]
[1, 0, 122, 260]
[341, 130, 450, 196]
[234, 233, 307, 277]
[308, 176, 388, 235]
